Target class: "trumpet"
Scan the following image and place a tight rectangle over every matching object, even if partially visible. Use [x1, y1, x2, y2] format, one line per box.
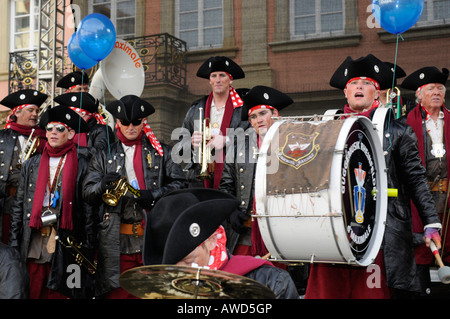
[386, 86, 402, 118]
[102, 176, 141, 206]
[196, 107, 214, 180]
[17, 128, 40, 168]
[55, 234, 97, 275]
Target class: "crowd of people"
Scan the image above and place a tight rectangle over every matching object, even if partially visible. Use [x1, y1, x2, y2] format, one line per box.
[0, 53, 448, 300]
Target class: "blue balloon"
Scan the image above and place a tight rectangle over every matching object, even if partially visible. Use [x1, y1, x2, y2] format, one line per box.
[372, 0, 424, 34]
[67, 33, 97, 70]
[77, 13, 116, 62]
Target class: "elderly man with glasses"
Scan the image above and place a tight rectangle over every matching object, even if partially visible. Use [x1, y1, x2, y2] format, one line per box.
[83, 94, 187, 299]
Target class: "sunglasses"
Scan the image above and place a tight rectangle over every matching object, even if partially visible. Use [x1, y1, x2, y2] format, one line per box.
[120, 118, 143, 126]
[45, 123, 67, 133]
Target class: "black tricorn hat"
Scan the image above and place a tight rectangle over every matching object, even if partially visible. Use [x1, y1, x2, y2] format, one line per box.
[39, 105, 89, 133]
[0, 89, 48, 110]
[384, 61, 406, 87]
[53, 92, 99, 114]
[196, 56, 245, 80]
[241, 85, 293, 121]
[106, 95, 155, 122]
[142, 188, 240, 266]
[400, 66, 449, 91]
[329, 54, 393, 90]
[57, 71, 90, 90]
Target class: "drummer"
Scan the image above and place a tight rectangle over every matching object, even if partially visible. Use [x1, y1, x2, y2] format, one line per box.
[142, 188, 300, 299]
[305, 54, 441, 299]
[219, 86, 293, 258]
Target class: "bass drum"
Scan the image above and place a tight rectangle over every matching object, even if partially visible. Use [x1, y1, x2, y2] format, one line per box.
[254, 115, 387, 266]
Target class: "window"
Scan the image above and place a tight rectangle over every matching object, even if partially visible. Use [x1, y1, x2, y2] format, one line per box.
[89, 0, 136, 39]
[175, 0, 223, 50]
[10, 0, 40, 51]
[416, 0, 450, 26]
[290, 0, 345, 39]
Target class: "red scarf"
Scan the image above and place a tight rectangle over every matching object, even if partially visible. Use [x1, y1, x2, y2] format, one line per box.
[73, 133, 88, 147]
[203, 90, 238, 189]
[29, 140, 78, 230]
[343, 99, 380, 117]
[116, 129, 146, 190]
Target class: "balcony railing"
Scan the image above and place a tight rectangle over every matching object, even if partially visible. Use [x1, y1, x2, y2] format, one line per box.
[8, 33, 187, 94]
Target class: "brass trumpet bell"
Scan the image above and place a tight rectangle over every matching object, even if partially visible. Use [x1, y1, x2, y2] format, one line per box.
[102, 176, 141, 206]
[17, 129, 40, 169]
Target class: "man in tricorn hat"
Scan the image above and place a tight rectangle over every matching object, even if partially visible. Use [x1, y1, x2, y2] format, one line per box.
[305, 54, 441, 299]
[0, 89, 48, 244]
[175, 56, 250, 189]
[54, 92, 115, 155]
[142, 188, 299, 299]
[83, 94, 187, 298]
[9, 105, 95, 299]
[402, 66, 450, 296]
[220, 86, 293, 257]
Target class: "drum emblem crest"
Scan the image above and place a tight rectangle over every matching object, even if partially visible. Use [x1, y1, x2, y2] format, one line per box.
[278, 132, 320, 169]
[353, 162, 366, 224]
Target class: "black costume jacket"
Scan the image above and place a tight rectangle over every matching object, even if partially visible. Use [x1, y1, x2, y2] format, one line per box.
[174, 90, 250, 184]
[374, 108, 440, 292]
[9, 147, 95, 298]
[83, 135, 187, 296]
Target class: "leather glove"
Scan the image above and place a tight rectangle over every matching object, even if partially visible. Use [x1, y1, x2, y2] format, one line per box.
[135, 189, 154, 210]
[100, 172, 121, 192]
[424, 227, 442, 249]
[230, 209, 250, 234]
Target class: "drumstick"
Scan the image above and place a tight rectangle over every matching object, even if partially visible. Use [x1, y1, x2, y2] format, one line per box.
[430, 240, 450, 284]
[261, 253, 271, 260]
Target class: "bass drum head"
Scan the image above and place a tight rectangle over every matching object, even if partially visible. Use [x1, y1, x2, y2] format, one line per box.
[338, 116, 387, 266]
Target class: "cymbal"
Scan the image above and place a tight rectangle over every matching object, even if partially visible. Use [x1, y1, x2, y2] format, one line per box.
[119, 265, 276, 299]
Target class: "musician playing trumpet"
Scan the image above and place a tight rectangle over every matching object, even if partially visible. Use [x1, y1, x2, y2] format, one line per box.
[0, 89, 48, 244]
[83, 95, 186, 298]
[175, 56, 250, 189]
[9, 105, 95, 299]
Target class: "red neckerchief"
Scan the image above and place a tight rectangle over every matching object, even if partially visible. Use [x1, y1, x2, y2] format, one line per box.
[343, 99, 380, 118]
[73, 132, 88, 147]
[116, 129, 146, 190]
[29, 140, 78, 230]
[206, 226, 229, 270]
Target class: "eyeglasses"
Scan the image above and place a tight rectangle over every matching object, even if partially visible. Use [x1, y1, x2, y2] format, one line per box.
[45, 123, 67, 133]
[120, 118, 143, 126]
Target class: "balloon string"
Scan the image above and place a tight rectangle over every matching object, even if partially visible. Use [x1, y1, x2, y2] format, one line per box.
[100, 62, 112, 159]
[392, 33, 404, 119]
[76, 70, 85, 156]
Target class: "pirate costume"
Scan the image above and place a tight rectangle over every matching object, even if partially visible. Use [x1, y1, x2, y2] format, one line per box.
[9, 105, 95, 299]
[305, 54, 441, 299]
[82, 94, 186, 298]
[175, 56, 250, 188]
[403, 66, 450, 295]
[0, 89, 48, 244]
